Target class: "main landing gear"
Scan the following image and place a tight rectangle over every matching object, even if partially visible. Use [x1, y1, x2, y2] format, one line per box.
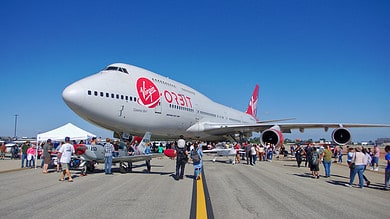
[79, 161, 96, 176]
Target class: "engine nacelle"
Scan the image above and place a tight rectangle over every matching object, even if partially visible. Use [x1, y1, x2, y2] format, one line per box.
[260, 128, 284, 147]
[332, 128, 352, 145]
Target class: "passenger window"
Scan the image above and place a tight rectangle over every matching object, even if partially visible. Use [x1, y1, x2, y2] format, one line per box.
[88, 90, 92, 95]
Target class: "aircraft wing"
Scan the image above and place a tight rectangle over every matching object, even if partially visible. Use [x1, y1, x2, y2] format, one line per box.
[203, 148, 233, 153]
[196, 122, 390, 135]
[113, 153, 164, 163]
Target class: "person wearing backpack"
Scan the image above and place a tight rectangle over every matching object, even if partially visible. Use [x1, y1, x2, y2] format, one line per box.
[175, 135, 188, 180]
[191, 142, 203, 180]
[310, 146, 320, 179]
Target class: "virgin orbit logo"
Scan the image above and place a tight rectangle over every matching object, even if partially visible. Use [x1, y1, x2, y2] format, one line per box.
[136, 77, 160, 108]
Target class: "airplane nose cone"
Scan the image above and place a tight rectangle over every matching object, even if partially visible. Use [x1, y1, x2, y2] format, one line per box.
[62, 81, 86, 110]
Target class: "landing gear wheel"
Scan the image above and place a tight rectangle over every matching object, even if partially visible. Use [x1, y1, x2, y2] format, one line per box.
[120, 162, 127, 174]
[81, 166, 87, 176]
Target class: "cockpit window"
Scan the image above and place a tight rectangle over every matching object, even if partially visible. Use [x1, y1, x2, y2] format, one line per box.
[105, 66, 118, 71]
[105, 66, 129, 74]
[120, 68, 128, 73]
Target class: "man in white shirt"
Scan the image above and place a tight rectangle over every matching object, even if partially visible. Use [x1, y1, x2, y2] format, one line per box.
[59, 137, 75, 182]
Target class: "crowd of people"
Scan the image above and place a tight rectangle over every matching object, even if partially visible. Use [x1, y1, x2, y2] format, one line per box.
[174, 140, 390, 190]
[291, 143, 389, 190]
[345, 145, 390, 190]
[1, 137, 389, 190]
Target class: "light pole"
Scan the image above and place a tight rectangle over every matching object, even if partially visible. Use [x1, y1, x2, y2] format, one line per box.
[14, 114, 18, 140]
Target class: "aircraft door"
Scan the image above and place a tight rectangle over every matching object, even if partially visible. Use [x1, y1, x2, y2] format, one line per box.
[119, 105, 125, 117]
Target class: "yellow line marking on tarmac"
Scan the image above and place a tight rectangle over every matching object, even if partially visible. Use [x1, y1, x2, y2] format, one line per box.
[196, 175, 208, 219]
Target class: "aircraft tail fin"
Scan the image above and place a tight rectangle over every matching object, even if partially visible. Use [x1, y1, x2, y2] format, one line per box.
[136, 132, 152, 155]
[245, 84, 259, 121]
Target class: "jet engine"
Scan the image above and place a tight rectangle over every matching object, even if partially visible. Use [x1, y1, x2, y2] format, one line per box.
[260, 126, 284, 146]
[331, 127, 352, 145]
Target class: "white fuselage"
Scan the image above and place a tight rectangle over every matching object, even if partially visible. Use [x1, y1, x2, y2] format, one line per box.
[62, 63, 256, 140]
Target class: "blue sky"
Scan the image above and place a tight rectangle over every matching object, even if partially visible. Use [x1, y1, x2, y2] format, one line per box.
[0, 0, 389, 142]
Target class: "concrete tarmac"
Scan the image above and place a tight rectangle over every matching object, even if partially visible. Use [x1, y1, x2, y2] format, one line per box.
[0, 156, 388, 219]
[204, 157, 388, 219]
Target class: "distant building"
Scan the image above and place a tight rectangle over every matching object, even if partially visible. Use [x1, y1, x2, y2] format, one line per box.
[0, 136, 13, 142]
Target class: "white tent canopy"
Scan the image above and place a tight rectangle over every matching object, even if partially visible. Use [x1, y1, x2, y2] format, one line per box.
[37, 123, 96, 142]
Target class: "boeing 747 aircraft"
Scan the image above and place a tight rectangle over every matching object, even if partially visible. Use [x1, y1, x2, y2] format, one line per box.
[62, 63, 390, 146]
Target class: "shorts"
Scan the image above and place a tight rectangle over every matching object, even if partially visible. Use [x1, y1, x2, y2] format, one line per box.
[61, 163, 70, 170]
[44, 156, 51, 164]
[372, 157, 379, 165]
[310, 164, 319, 171]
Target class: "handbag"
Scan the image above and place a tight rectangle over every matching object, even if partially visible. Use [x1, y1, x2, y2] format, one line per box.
[349, 152, 357, 169]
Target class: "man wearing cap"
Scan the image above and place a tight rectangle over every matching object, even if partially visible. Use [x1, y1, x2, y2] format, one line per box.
[175, 135, 188, 180]
[59, 137, 75, 182]
[42, 139, 53, 173]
